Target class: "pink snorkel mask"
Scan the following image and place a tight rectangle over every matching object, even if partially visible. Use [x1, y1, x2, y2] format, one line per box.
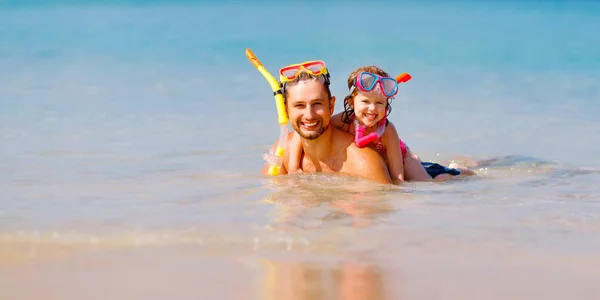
[353, 71, 399, 98]
[353, 72, 412, 148]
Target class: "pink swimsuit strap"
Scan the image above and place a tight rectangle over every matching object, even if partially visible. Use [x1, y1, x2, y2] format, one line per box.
[399, 138, 408, 159]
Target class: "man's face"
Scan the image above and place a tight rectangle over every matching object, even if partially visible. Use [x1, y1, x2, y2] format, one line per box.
[285, 80, 336, 140]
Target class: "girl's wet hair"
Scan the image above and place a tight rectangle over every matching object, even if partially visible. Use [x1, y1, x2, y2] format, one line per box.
[341, 66, 393, 125]
[281, 71, 332, 104]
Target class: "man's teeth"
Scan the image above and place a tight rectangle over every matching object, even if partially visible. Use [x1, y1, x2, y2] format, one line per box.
[304, 122, 317, 126]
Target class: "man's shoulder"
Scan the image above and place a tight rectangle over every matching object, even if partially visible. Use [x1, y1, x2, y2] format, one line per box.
[331, 126, 353, 143]
[329, 127, 391, 184]
[330, 129, 381, 161]
[341, 137, 391, 184]
[348, 142, 383, 161]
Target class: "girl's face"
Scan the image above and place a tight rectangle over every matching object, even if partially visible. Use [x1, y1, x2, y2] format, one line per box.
[351, 92, 387, 127]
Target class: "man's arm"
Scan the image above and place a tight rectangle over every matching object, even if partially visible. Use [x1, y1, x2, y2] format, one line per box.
[260, 133, 294, 175]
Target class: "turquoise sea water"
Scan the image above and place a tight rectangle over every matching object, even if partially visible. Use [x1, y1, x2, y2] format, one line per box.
[1, 1, 600, 299]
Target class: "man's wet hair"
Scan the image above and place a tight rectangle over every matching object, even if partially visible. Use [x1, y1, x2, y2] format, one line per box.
[281, 71, 332, 103]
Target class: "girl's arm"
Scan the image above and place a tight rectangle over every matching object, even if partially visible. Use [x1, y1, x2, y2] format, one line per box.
[388, 121, 431, 181]
[287, 132, 303, 174]
[331, 113, 345, 130]
[381, 122, 405, 185]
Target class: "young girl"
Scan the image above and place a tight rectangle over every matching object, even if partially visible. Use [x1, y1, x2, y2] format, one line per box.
[288, 65, 475, 184]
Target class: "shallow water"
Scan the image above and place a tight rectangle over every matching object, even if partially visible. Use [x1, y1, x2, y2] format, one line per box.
[1, 1, 600, 299]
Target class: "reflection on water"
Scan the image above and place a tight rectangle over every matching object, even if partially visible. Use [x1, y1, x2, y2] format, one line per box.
[1, 163, 600, 299]
[262, 259, 385, 300]
[263, 174, 402, 229]
[1, 136, 600, 300]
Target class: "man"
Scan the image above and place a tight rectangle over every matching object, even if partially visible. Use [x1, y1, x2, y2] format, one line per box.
[261, 61, 392, 184]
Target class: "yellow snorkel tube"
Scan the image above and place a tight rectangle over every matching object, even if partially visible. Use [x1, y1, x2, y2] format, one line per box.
[246, 48, 288, 176]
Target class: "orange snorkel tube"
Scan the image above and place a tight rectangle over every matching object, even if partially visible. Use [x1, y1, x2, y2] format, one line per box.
[395, 72, 412, 83]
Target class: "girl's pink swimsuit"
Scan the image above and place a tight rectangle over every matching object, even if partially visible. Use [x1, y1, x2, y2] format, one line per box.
[344, 117, 408, 159]
[344, 117, 462, 179]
